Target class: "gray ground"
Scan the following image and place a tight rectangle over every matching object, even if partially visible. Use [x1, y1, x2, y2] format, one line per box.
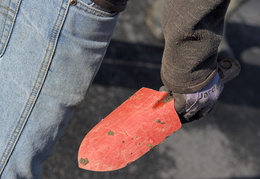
[42, 0, 260, 178]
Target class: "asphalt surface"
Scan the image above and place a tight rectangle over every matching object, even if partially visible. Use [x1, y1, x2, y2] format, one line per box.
[42, 0, 260, 178]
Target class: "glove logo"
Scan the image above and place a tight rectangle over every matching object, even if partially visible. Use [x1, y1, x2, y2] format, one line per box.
[198, 85, 217, 100]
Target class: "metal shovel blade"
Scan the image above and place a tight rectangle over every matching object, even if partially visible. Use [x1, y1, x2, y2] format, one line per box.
[78, 87, 181, 172]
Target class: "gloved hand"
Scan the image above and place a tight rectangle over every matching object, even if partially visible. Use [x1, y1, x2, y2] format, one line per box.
[160, 74, 223, 123]
[160, 57, 241, 123]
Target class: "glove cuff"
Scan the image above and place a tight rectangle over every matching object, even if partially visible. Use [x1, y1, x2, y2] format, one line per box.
[161, 69, 218, 94]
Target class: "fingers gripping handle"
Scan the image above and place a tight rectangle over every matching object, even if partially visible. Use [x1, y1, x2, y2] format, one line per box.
[169, 57, 240, 123]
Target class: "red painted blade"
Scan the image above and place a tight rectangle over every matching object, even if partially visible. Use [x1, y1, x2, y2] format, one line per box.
[78, 87, 181, 171]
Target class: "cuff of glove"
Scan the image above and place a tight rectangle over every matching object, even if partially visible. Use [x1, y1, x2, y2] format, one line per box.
[161, 69, 218, 94]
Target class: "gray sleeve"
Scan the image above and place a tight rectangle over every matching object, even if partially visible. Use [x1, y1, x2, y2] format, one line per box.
[161, 0, 230, 93]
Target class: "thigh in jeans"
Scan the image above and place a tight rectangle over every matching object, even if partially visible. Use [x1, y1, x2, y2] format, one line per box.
[0, 0, 118, 178]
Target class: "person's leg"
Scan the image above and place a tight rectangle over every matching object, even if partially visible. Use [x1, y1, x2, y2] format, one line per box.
[0, 0, 118, 178]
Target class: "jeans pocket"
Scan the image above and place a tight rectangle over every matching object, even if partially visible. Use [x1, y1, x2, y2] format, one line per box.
[70, 0, 117, 17]
[0, 0, 21, 57]
[65, 0, 118, 53]
[47, 0, 118, 105]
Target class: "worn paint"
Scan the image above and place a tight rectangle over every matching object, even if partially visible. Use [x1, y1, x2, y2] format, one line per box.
[108, 131, 114, 136]
[147, 144, 155, 148]
[156, 119, 165, 124]
[79, 158, 89, 165]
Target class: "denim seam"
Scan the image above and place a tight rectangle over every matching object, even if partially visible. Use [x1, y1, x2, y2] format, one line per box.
[0, 0, 71, 175]
[0, 4, 15, 41]
[0, 12, 14, 20]
[0, 4, 16, 13]
[0, 0, 12, 54]
[0, 0, 20, 57]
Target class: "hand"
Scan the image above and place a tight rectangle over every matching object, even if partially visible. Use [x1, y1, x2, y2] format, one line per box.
[160, 57, 241, 123]
[161, 74, 223, 123]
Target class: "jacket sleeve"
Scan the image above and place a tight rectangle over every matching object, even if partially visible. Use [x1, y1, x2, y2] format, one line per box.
[161, 0, 230, 93]
[91, 0, 128, 12]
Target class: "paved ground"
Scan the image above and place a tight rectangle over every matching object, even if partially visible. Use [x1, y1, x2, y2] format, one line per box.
[42, 0, 260, 178]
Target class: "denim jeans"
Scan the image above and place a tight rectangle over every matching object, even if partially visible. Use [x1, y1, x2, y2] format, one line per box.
[0, 0, 118, 178]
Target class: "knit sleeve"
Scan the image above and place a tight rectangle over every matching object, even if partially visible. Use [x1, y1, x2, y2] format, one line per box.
[161, 0, 230, 93]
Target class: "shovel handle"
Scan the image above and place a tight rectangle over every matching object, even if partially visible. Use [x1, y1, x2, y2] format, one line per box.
[218, 57, 241, 84]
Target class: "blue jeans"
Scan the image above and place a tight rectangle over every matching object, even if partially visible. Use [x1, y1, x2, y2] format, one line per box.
[0, 0, 118, 178]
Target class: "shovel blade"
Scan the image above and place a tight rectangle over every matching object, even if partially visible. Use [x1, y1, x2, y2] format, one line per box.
[78, 87, 181, 171]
